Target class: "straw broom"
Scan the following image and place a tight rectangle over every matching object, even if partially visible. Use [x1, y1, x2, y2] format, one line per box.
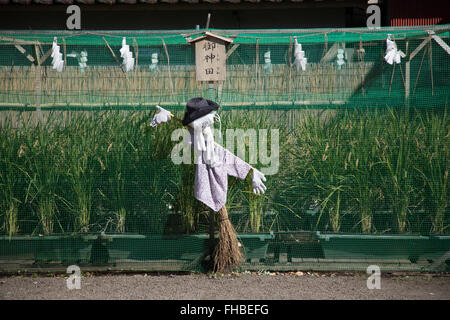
[212, 205, 243, 273]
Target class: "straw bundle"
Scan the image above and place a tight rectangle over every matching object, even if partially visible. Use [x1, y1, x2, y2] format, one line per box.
[212, 205, 243, 273]
[0, 62, 374, 108]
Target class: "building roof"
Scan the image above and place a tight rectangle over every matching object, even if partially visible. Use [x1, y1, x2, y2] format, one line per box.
[188, 31, 233, 43]
[0, 0, 367, 5]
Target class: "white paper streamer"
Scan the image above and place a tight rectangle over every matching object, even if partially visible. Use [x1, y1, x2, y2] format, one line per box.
[384, 35, 405, 65]
[263, 50, 272, 74]
[120, 37, 134, 72]
[294, 37, 307, 71]
[51, 37, 64, 72]
[150, 52, 159, 73]
[336, 48, 346, 69]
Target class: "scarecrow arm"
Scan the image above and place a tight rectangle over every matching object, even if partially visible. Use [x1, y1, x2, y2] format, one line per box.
[150, 105, 184, 127]
[220, 144, 267, 195]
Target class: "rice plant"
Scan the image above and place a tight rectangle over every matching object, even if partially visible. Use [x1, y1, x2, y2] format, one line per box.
[0, 159, 21, 238]
[0, 105, 447, 237]
[0, 121, 22, 237]
[344, 109, 384, 233]
[22, 116, 65, 235]
[414, 108, 449, 233]
[376, 108, 421, 233]
[283, 106, 448, 234]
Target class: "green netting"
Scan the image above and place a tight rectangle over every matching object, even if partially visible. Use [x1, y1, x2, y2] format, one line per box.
[232, 30, 450, 44]
[0, 27, 449, 273]
[0, 26, 449, 108]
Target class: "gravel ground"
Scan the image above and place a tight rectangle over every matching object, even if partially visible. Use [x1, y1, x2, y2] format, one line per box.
[1, 272, 449, 300]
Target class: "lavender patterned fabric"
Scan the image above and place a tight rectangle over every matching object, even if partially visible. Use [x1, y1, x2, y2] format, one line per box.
[194, 141, 252, 212]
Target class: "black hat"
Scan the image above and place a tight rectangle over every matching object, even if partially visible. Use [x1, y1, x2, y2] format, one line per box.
[182, 97, 220, 126]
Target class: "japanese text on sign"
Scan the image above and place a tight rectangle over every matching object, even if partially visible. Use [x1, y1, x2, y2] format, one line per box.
[195, 38, 226, 81]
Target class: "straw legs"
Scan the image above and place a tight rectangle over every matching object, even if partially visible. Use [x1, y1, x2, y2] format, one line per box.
[212, 205, 243, 273]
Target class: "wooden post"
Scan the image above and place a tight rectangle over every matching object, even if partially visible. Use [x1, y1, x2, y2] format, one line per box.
[133, 38, 139, 97]
[404, 35, 433, 103]
[225, 44, 240, 61]
[288, 37, 293, 100]
[62, 38, 67, 70]
[208, 81, 215, 100]
[189, 32, 233, 263]
[206, 13, 211, 29]
[161, 38, 174, 95]
[405, 60, 410, 104]
[405, 40, 410, 104]
[103, 37, 121, 68]
[429, 41, 434, 96]
[359, 35, 366, 96]
[217, 81, 223, 101]
[255, 38, 259, 98]
[34, 43, 42, 125]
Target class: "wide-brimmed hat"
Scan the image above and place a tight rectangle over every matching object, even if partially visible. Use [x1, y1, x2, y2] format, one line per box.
[182, 97, 220, 126]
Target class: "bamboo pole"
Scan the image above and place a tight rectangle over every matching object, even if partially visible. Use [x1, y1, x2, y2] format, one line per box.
[388, 62, 395, 97]
[133, 38, 139, 98]
[102, 36, 130, 98]
[14, 44, 35, 63]
[103, 37, 125, 72]
[255, 38, 259, 99]
[409, 36, 431, 60]
[405, 60, 410, 103]
[225, 44, 240, 61]
[161, 38, 174, 95]
[34, 43, 42, 125]
[63, 38, 67, 69]
[405, 40, 410, 103]
[429, 41, 434, 96]
[407, 35, 432, 97]
[39, 47, 52, 64]
[359, 34, 366, 96]
[413, 47, 427, 95]
[288, 37, 293, 100]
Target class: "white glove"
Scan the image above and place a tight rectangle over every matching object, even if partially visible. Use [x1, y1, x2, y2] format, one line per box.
[251, 168, 267, 195]
[150, 105, 172, 127]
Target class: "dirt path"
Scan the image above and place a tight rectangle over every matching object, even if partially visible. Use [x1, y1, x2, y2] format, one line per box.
[1, 272, 449, 300]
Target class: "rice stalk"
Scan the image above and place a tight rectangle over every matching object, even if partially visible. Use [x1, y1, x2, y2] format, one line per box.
[38, 196, 55, 235]
[414, 109, 449, 234]
[115, 207, 127, 233]
[3, 204, 19, 239]
[0, 129, 23, 237]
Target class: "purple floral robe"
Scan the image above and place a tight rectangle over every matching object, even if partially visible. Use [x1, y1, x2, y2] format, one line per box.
[192, 134, 251, 212]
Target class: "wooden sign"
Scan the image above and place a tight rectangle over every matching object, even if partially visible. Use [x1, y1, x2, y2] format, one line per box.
[189, 32, 233, 82]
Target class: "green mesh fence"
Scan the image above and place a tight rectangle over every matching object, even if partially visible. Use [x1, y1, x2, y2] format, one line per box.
[0, 27, 449, 273]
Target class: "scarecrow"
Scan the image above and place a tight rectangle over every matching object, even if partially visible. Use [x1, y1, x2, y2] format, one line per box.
[151, 97, 267, 272]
